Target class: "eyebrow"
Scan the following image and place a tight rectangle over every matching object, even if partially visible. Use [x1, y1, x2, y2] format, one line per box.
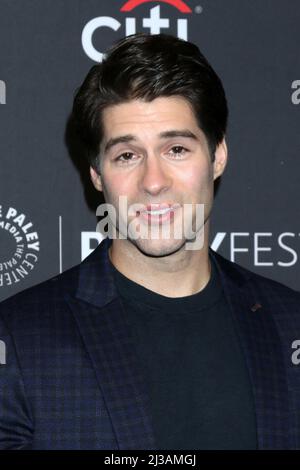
[103, 129, 200, 154]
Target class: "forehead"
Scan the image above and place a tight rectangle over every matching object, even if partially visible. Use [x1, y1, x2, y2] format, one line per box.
[101, 96, 200, 135]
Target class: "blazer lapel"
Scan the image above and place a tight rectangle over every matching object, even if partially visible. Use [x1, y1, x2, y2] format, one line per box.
[66, 237, 156, 450]
[210, 249, 293, 449]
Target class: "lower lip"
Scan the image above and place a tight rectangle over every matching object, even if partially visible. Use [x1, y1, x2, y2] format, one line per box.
[138, 207, 179, 224]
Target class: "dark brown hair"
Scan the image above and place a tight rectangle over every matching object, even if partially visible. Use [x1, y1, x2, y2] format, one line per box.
[72, 32, 228, 170]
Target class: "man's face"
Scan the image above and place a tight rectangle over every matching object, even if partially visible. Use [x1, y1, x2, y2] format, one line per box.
[90, 96, 227, 257]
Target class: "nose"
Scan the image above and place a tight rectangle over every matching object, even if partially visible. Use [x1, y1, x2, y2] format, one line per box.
[139, 153, 172, 196]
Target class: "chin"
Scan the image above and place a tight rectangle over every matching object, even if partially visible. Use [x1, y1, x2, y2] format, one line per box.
[130, 237, 186, 258]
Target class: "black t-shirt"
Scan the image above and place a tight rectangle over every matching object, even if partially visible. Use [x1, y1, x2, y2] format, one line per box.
[109, 254, 257, 450]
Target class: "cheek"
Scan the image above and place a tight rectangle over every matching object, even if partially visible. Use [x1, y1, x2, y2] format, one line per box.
[179, 162, 213, 192]
[101, 172, 133, 203]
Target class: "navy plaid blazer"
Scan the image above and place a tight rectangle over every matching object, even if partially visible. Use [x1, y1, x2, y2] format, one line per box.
[0, 236, 300, 449]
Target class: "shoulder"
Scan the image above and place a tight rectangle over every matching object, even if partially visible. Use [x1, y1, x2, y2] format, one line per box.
[0, 262, 81, 332]
[240, 262, 300, 302]
[211, 249, 300, 305]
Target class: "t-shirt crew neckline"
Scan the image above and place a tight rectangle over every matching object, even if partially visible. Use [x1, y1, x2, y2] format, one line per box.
[109, 253, 223, 313]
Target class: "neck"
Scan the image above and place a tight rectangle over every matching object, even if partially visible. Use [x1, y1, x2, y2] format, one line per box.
[108, 223, 211, 298]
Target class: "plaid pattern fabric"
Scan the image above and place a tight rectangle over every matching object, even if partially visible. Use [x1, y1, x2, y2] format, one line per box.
[0, 236, 300, 449]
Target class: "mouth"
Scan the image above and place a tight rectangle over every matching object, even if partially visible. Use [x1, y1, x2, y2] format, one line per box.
[137, 203, 181, 224]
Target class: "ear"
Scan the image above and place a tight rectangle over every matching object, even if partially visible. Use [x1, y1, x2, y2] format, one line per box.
[90, 165, 103, 192]
[213, 138, 228, 181]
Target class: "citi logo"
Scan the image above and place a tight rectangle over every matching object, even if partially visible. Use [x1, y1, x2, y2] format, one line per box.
[0, 80, 6, 105]
[82, 0, 192, 62]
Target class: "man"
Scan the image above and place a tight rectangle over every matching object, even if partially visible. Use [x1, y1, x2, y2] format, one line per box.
[0, 33, 300, 450]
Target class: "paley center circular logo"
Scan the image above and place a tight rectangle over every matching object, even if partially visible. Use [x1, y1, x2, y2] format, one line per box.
[0, 204, 40, 287]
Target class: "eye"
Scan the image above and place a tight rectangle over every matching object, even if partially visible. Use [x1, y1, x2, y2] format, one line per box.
[168, 146, 189, 158]
[114, 152, 138, 164]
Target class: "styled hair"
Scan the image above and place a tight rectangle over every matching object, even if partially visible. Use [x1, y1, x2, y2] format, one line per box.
[72, 32, 228, 170]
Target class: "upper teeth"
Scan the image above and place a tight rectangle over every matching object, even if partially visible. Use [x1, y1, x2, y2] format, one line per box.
[144, 208, 171, 215]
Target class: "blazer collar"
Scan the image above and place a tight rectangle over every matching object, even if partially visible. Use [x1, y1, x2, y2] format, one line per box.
[68, 238, 293, 450]
[68, 237, 156, 449]
[75, 236, 117, 308]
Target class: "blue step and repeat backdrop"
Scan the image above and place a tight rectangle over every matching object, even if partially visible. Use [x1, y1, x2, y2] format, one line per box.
[0, 0, 299, 301]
